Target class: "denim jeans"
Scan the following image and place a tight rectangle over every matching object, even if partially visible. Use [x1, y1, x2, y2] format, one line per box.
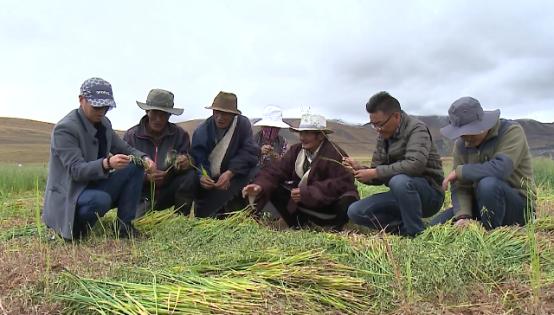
[430, 176, 528, 229]
[348, 174, 444, 236]
[75, 164, 144, 236]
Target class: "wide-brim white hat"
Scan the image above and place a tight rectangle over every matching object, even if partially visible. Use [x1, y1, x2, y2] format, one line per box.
[290, 113, 333, 134]
[254, 105, 290, 128]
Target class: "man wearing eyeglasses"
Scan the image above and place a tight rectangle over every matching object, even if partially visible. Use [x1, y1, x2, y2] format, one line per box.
[343, 91, 444, 236]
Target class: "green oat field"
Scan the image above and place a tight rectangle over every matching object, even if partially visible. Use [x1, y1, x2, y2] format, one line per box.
[1, 159, 553, 314]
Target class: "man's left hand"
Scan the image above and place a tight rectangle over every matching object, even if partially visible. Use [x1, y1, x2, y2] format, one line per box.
[144, 157, 156, 173]
[214, 170, 234, 190]
[148, 169, 167, 186]
[354, 168, 378, 183]
[291, 188, 301, 203]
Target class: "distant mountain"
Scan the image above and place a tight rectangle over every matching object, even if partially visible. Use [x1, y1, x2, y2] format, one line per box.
[1, 116, 553, 163]
[0, 117, 53, 164]
[178, 116, 554, 158]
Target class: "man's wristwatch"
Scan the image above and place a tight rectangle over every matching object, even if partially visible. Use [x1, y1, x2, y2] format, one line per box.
[103, 157, 113, 172]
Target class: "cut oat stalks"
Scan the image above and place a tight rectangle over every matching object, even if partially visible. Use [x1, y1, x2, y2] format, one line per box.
[52, 208, 554, 314]
[59, 250, 375, 314]
[133, 208, 180, 233]
[128, 154, 149, 169]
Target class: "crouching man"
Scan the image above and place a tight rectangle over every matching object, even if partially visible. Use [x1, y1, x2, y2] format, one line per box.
[433, 97, 536, 228]
[43, 78, 155, 240]
[243, 113, 359, 230]
[191, 91, 259, 218]
[124, 89, 198, 216]
[344, 92, 445, 236]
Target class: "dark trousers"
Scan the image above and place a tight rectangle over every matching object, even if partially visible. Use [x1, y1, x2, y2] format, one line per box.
[194, 168, 257, 218]
[139, 169, 198, 216]
[269, 185, 357, 230]
[430, 176, 528, 229]
[347, 174, 444, 236]
[75, 164, 144, 237]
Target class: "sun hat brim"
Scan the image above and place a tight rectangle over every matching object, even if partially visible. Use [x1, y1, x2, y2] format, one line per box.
[254, 118, 290, 128]
[137, 101, 184, 116]
[289, 127, 333, 134]
[204, 106, 241, 115]
[440, 109, 500, 140]
[89, 98, 116, 109]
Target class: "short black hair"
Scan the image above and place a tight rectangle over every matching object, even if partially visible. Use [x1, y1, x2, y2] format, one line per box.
[365, 91, 401, 114]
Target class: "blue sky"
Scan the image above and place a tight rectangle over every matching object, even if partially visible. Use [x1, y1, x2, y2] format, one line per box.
[1, 0, 553, 129]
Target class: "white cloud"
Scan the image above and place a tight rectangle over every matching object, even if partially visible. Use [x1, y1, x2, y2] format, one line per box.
[0, 0, 553, 129]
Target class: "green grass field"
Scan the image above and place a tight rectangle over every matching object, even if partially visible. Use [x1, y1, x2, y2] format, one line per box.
[0, 160, 553, 314]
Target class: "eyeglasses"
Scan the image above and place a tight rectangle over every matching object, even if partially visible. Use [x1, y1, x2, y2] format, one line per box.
[369, 113, 394, 130]
[91, 106, 110, 113]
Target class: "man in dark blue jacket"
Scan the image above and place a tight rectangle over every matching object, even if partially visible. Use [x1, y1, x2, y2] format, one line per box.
[124, 89, 198, 216]
[191, 91, 259, 217]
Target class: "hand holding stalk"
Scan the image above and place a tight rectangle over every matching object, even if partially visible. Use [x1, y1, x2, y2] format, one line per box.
[108, 154, 131, 170]
[242, 184, 262, 207]
[129, 155, 156, 173]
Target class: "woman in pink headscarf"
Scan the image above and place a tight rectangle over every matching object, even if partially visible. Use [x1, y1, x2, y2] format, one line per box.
[254, 106, 290, 168]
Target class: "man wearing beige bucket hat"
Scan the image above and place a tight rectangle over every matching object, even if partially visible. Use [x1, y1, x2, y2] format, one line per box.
[254, 106, 290, 169]
[243, 112, 359, 230]
[190, 91, 259, 218]
[432, 96, 536, 229]
[124, 89, 198, 217]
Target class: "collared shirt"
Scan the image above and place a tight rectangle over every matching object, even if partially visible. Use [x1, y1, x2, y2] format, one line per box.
[303, 141, 324, 171]
[94, 123, 107, 159]
[76, 107, 108, 159]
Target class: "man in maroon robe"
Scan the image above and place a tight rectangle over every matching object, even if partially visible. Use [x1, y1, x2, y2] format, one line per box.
[243, 113, 359, 230]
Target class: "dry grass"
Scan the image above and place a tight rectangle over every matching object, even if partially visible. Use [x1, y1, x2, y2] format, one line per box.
[1, 160, 554, 314]
[0, 236, 138, 314]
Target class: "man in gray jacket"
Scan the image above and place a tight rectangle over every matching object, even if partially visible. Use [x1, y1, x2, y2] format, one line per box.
[42, 77, 155, 240]
[344, 91, 444, 236]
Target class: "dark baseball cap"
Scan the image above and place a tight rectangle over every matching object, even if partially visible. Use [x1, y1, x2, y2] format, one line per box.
[79, 77, 116, 108]
[440, 97, 500, 140]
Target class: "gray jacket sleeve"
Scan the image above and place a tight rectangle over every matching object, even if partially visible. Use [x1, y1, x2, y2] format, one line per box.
[111, 131, 146, 157]
[52, 124, 108, 182]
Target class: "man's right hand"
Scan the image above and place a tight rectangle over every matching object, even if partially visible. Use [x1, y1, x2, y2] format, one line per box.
[175, 154, 191, 171]
[200, 175, 216, 190]
[261, 145, 273, 155]
[442, 170, 458, 191]
[454, 218, 471, 228]
[109, 154, 131, 170]
[242, 184, 262, 198]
